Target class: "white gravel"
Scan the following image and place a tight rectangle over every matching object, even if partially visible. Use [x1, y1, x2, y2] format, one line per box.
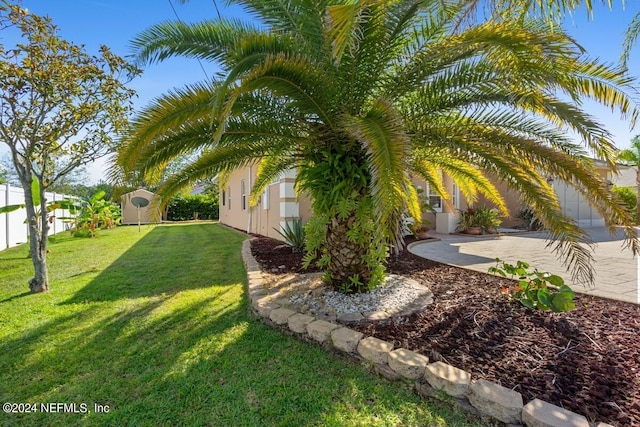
[289, 275, 421, 315]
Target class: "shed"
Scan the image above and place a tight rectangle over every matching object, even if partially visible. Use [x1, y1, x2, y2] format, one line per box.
[121, 189, 161, 225]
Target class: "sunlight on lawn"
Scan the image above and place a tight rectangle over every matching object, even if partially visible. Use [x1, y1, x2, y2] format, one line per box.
[0, 223, 488, 426]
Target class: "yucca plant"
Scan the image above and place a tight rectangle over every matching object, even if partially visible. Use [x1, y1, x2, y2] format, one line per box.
[274, 217, 305, 253]
[115, 0, 639, 293]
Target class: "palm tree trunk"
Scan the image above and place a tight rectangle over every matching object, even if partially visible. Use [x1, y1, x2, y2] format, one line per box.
[324, 214, 372, 292]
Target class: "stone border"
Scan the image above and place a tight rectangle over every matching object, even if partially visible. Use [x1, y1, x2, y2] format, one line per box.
[242, 239, 613, 427]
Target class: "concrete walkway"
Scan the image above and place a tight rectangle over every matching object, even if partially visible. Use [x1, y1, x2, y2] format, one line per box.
[409, 227, 639, 305]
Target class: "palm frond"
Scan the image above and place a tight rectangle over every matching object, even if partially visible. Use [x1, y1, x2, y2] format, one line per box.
[622, 11, 640, 67]
[250, 155, 298, 206]
[130, 19, 259, 66]
[342, 97, 418, 245]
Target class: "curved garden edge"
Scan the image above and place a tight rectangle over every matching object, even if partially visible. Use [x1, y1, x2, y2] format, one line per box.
[241, 239, 614, 427]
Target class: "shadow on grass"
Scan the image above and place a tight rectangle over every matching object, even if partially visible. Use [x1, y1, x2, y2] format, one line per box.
[0, 286, 484, 427]
[0, 224, 486, 427]
[63, 224, 245, 304]
[0, 291, 33, 304]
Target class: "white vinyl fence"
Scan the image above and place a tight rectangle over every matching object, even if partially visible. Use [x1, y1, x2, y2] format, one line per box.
[1, 183, 78, 251]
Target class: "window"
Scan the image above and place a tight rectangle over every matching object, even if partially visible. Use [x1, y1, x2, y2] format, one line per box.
[426, 184, 442, 213]
[452, 183, 460, 210]
[263, 186, 270, 210]
[221, 189, 226, 206]
[227, 186, 231, 209]
[241, 180, 247, 211]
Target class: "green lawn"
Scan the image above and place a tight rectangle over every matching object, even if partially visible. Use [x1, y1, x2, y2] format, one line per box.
[0, 223, 488, 426]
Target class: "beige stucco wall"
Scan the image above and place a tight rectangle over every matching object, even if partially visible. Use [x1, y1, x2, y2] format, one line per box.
[218, 167, 312, 241]
[121, 189, 161, 225]
[220, 163, 615, 237]
[220, 168, 471, 238]
[613, 165, 637, 188]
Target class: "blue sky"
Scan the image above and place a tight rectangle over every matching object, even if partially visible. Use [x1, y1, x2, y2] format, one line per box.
[2, 0, 640, 183]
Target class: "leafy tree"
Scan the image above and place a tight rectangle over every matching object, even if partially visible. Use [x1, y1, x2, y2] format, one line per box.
[0, 165, 7, 184]
[618, 136, 640, 224]
[117, 0, 638, 293]
[0, 2, 138, 292]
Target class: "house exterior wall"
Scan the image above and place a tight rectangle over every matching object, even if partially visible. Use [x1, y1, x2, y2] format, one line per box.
[219, 162, 614, 239]
[475, 177, 525, 228]
[475, 166, 610, 228]
[218, 167, 312, 240]
[612, 165, 637, 189]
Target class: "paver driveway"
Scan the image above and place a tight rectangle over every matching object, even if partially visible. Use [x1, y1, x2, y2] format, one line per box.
[409, 227, 639, 304]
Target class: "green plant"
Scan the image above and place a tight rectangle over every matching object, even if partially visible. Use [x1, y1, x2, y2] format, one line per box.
[73, 191, 121, 238]
[612, 186, 637, 221]
[167, 194, 219, 221]
[274, 217, 305, 253]
[518, 207, 545, 231]
[456, 207, 502, 234]
[0, 2, 137, 292]
[488, 258, 576, 312]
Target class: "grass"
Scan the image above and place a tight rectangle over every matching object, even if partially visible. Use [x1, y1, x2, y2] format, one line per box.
[0, 223, 489, 426]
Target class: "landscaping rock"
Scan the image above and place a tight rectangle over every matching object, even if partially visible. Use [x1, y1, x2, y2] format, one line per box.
[415, 379, 481, 416]
[337, 312, 364, 322]
[468, 379, 523, 424]
[357, 336, 393, 364]
[254, 298, 280, 318]
[306, 320, 339, 343]
[423, 361, 470, 398]
[330, 327, 364, 353]
[388, 348, 429, 380]
[269, 307, 296, 325]
[375, 363, 402, 381]
[288, 313, 315, 334]
[522, 399, 589, 427]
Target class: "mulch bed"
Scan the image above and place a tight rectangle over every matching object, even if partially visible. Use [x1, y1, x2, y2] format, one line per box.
[250, 236, 640, 426]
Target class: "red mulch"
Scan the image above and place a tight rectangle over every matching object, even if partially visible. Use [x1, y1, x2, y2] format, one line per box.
[250, 236, 640, 426]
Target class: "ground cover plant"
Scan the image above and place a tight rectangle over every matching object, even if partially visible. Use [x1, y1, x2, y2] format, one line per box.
[0, 223, 489, 427]
[251, 236, 640, 426]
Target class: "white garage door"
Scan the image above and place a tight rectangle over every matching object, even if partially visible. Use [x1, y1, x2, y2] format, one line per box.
[552, 181, 605, 227]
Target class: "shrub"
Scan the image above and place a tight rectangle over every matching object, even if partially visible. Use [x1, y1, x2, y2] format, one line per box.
[612, 186, 636, 219]
[517, 207, 544, 231]
[456, 206, 502, 234]
[167, 194, 219, 221]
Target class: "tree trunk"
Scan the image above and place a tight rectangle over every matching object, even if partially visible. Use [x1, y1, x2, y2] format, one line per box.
[324, 214, 372, 293]
[22, 177, 50, 293]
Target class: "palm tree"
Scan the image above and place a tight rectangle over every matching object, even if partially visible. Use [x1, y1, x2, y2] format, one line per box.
[619, 135, 640, 224]
[116, 0, 638, 293]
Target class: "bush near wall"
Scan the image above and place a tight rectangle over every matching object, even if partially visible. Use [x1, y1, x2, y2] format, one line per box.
[612, 186, 637, 219]
[166, 195, 219, 221]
